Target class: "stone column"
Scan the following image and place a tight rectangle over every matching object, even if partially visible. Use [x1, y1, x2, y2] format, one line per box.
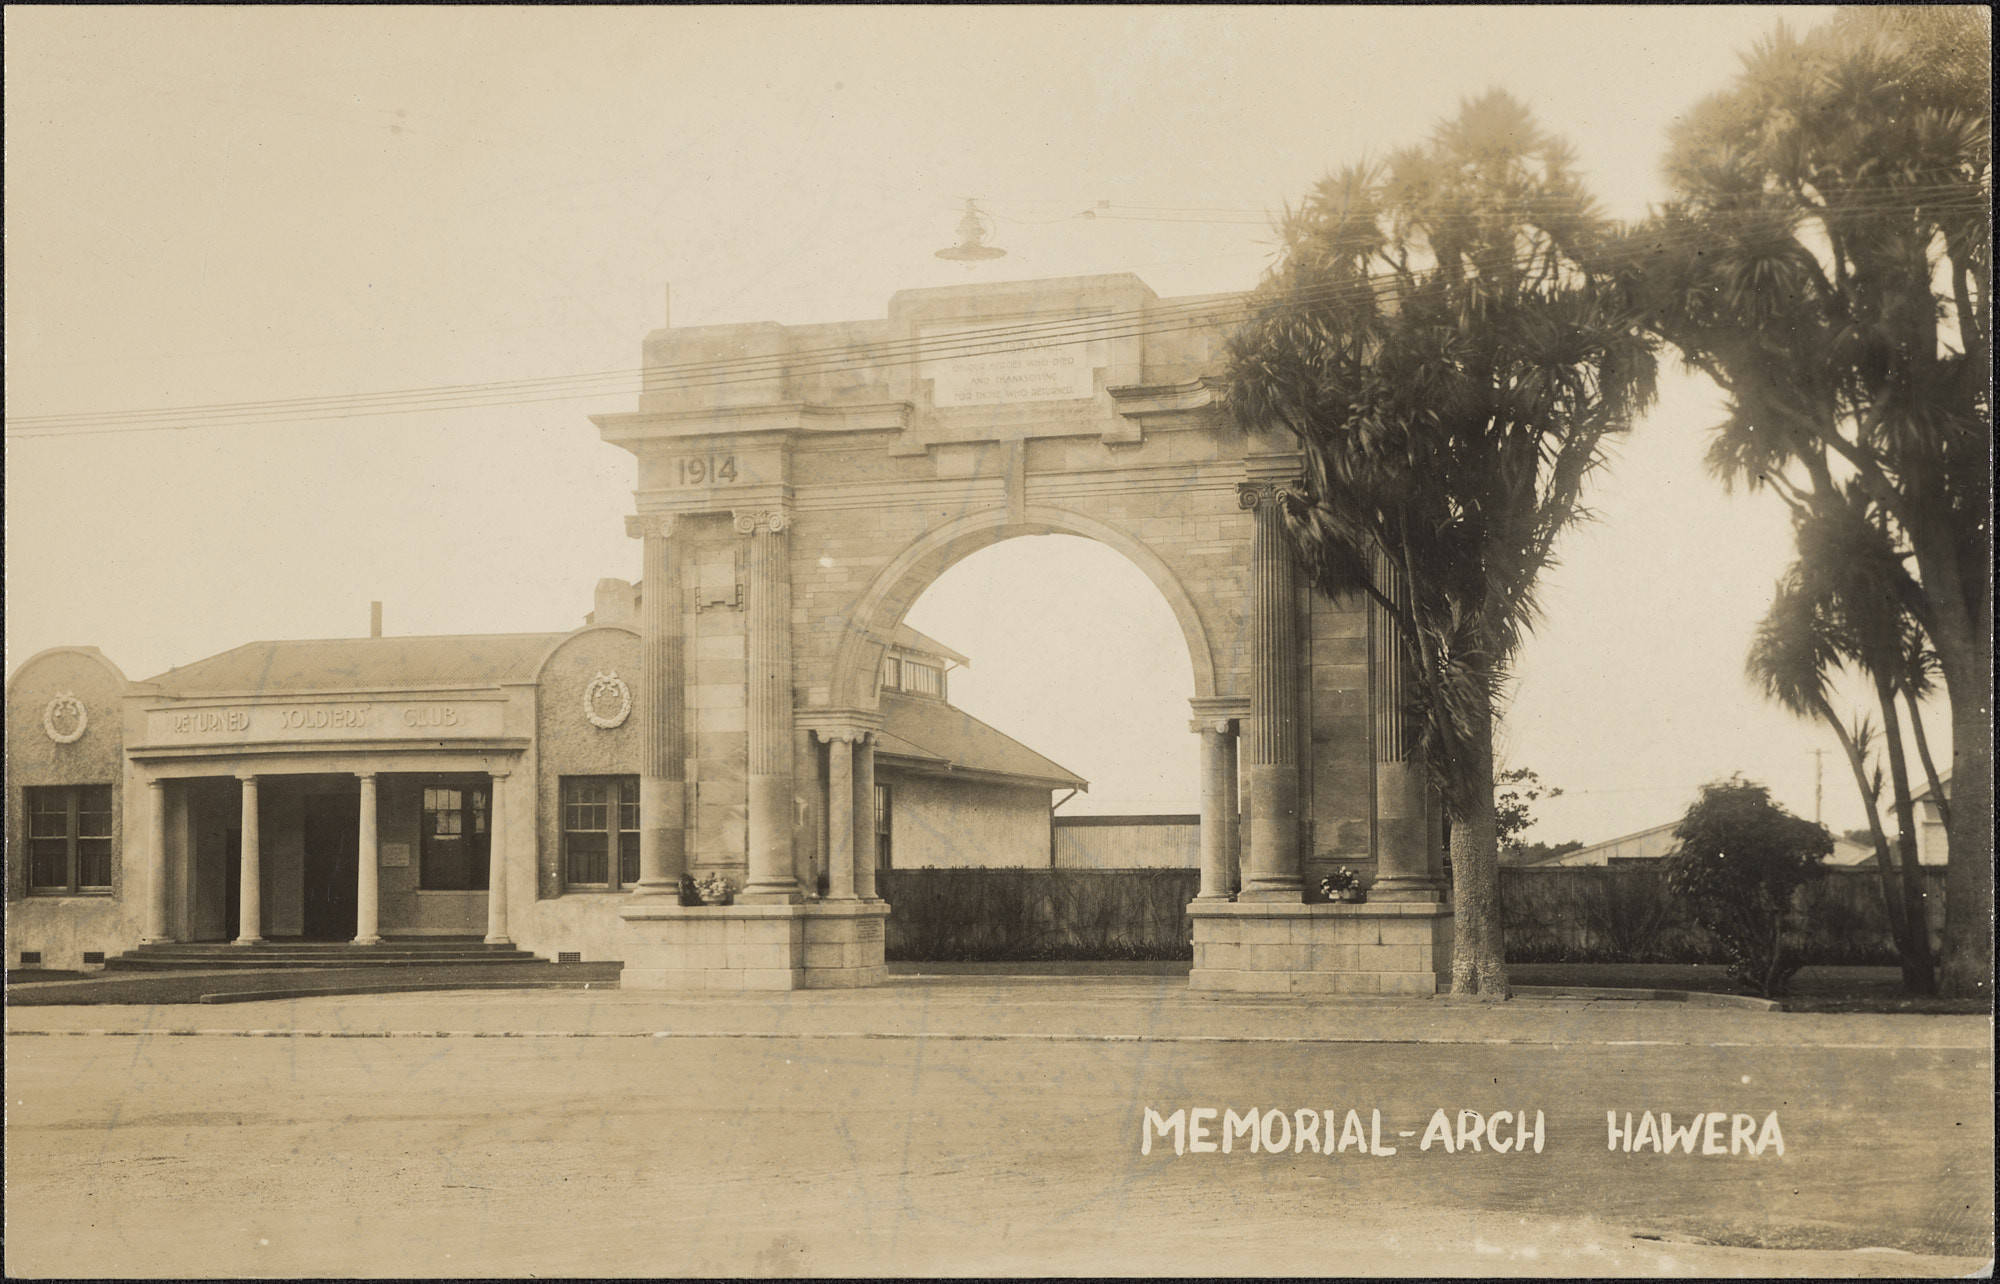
[1237, 480, 1304, 901]
[235, 774, 263, 945]
[626, 513, 687, 894]
[822, 731, 857, 901]
[1193, 718, 1237, 901]
[142, 778, 171, 943]
[737, 508, 799, 903]
[1370, 550, 1445, 901]
[1224, 733, 1242, 894]
[486, 770, 512, 944]
[853, 732, 879, 901]
[354, 772, 382, 944]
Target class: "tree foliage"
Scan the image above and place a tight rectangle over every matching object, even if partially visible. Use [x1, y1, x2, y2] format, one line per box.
[1495, 767, 1563, 849]
[1226, 91, 1658, 997]
[1636, 5, 1991, 997]
[1665, 777, 1833, 996]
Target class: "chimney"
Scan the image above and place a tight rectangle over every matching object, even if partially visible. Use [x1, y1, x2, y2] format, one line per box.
[592, 578, 639, 628]
[370, 601, 383, 638]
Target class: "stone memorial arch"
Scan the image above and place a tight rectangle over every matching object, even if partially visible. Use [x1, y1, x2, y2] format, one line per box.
[595, 273, 1449, 993]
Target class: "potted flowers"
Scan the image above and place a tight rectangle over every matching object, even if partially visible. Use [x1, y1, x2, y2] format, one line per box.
[1319, 866, 1366, 904]
[693, 871, 738, 906]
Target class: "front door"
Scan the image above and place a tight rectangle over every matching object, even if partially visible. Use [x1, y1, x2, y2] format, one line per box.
[302, 794, 359, 941]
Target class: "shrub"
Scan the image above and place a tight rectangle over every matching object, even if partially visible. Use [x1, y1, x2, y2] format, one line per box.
[1663, 777, 1832, 996]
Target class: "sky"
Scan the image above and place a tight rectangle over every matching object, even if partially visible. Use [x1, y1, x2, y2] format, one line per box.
[7, 5, 1947, 844]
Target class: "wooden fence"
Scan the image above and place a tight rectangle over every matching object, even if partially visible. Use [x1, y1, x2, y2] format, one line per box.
[877, 864, 1946, 965]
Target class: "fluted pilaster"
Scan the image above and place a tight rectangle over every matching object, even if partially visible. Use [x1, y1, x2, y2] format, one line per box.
[738, 507, 799, 903]
[626, 513, 687, 893]
[1237, 480, 1304, 900]
[1371, 547, 1444, 901]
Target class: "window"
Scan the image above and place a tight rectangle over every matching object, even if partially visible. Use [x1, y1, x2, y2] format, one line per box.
[562, 776, 640, 889]
[901, 661, 943, 698]
[874, 784, 892, 870]
[26, 785, 114, 894]
[880, 655, 901, 692]
[419, 780, 490, 890]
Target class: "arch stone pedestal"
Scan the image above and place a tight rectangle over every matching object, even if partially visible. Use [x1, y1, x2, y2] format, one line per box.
[597, 272, 1449, 994]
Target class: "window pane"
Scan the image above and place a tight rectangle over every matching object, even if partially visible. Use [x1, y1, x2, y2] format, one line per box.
[618, 832, 640, 885]
[29, 838, 70, 889]
[29, 790, 71, 840]
[618, 775, 639, 833]
[77, 839, 113, 889]
[77, 789, 113, 839]
[568, 832, 609, 885]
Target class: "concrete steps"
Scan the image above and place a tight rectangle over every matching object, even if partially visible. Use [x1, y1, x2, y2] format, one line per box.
[105, 938, 542, 971]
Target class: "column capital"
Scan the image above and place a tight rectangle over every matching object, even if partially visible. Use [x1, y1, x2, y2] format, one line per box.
[487, 768, 512, 780]
[1189, 696, 1249, 721]
[625, 512, 678, 540]
[236, 771, 259, 784]
[354, 770, 377, 782]
[731, 506, 792, 535]
[803, 708, 883, 744]
[1190, 717, 1238, 736]
[147, 777, 167, 790]
[1236, 479, 1302, 511]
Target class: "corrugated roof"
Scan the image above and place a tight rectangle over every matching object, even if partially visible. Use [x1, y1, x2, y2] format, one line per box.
[142, 633, 571, 695]
[891, 624, 970, 668]
[877, 691, 1086, 789]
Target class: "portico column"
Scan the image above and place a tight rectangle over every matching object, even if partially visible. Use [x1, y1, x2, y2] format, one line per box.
[142, 778, 171, 943]
[1370, 551, 1445, 901]
[1192, 717, 1238, 901]
[235, 774, 263, 945]
[1237, 479, 1304, 901]
[626, 513, 687, 894]
[853, 732, 879, 901]
[738, 507, 800, 903]
[354, 773, 382, 944]
[485, 770, 512, 944]
[822, 731, 857, 901]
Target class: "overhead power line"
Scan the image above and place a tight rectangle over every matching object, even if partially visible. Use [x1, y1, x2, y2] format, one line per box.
[9, 189, 1986, 440]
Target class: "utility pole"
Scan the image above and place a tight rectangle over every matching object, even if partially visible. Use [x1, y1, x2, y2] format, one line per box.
[1812, 748, 1825, 824]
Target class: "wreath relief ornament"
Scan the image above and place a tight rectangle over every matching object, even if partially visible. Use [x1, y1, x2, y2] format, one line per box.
[44, 692, 88, 744]
[583, 671, 632, 730]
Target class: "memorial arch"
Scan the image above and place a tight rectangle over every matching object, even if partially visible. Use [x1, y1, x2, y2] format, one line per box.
[594, 272, 1450, 993]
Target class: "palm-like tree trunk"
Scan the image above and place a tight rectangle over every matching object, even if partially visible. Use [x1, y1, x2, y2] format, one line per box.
[1813, 692, 1908, 953]
[1901, 686, 1950, 831]
[1448, 704, 1509, 999]
[1874, 675, 1936, 992]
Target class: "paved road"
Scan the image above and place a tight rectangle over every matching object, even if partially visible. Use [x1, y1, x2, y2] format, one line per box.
[6, 982, 1992, 1277]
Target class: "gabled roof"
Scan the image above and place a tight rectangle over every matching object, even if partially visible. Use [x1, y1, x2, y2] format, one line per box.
[890, 624, 970, 668]
[142, 633, 572, 696]
[877, 691, 1086, 790]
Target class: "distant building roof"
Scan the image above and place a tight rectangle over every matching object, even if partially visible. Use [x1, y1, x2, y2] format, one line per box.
[890, 624, 969, 668]
[1531, 820, 1682, 867]
[877, 691, 1086, 790]
[142, 633, 571, 695]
